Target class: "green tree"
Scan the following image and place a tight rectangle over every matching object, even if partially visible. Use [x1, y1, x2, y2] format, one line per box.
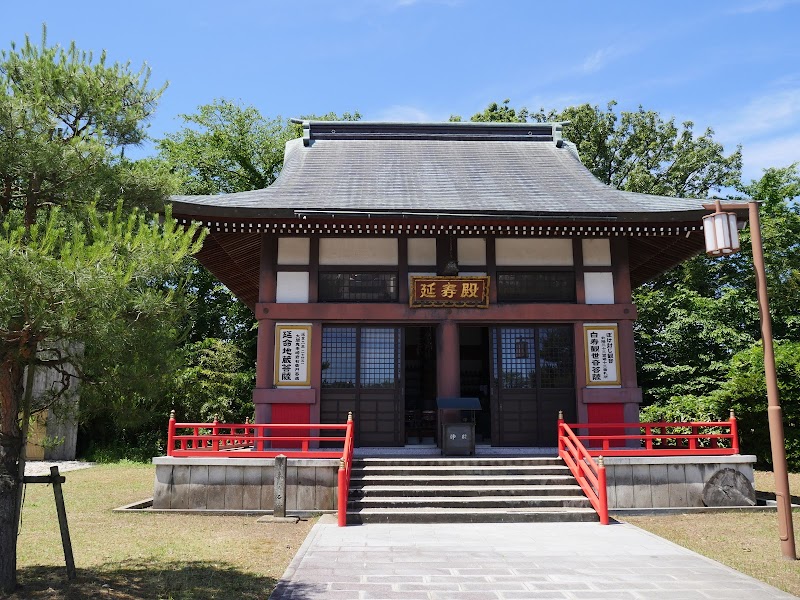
[170, 338, 254, 424]
[0, 29, 198, 592]
[459, 99, 742, 196]
[0, 206, 203, 591]
[0, 27, 169, 225]
[637, 165, 800, 415]
[157, 102, 361, 424]
[706, 341, 800, 469]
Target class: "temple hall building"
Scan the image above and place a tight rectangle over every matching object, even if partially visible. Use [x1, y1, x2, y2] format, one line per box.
[169, 120, 716, 449]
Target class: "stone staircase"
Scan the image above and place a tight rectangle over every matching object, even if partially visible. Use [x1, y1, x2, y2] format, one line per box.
[346, 456, 598, 524]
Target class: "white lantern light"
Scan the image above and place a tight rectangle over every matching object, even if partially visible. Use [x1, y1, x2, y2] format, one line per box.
[703, 204, 741, 256]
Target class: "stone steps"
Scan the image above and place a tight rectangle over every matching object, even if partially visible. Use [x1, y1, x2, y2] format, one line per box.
[350, 484, 583, 497]
[352, 457, 564, 467]
[351, 495, 592, 509]
[346, 456, 597, 524]
[353, 465, 573, 477]
[346, 507, 599, 524]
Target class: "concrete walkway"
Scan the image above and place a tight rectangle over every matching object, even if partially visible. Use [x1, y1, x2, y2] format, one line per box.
[269, 516, 795, 600]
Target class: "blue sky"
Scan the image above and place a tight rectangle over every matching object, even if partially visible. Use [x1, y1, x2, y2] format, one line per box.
[5, 0, 800, 185]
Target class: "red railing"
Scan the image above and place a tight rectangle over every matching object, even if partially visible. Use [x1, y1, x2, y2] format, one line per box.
[167, 412, 348, 458]
[568, 411, 740, 457]
[337, 413, 355, 527]
[557, 417, 609, 525]
[167, 411, 356, 527]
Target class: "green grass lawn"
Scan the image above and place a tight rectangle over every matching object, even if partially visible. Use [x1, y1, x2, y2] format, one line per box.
[624, 470, 800, 597]
[12, 462, 315, 600]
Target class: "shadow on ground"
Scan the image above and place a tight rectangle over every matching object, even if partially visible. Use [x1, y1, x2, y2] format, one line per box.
[8, 560, 323, 600]
[756, 489, 800, 505]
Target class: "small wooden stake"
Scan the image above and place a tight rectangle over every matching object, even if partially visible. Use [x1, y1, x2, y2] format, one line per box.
[50, 467, 76, 581]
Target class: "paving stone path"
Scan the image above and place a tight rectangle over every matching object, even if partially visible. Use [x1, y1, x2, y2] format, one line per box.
[269, 516, 794, 600]
[24, 460, 95, 476]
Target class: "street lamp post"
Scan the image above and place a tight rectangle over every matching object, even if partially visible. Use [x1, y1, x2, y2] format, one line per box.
[703, 199, 796, 560]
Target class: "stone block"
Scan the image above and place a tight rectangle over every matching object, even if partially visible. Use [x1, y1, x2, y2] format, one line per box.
[613, 464, 634, 508]
[170, 465, 191, 509]
[702, 467, 756, 506]
[152, 466, 172, 509]
[224, 466, 244, 510]
[631, 465, 652, 508]
[286, 465, 298, 509]
[188, 465, 209, 509]
[207, 465, 227, 509]
[684, 463, 705, 506]
[274, 456, 288, 517]
[605, 465, 617, 508]
[260, 466, 275, 510]
[242, 466, 262, 510]
[649, 465, 670, 507]
[296, 466, 316, 509]
[316, 466, 336, 510]
[667, 463, 687, 507]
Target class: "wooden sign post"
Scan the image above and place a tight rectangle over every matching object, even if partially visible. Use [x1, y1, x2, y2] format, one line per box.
[22, 466, 76, 581]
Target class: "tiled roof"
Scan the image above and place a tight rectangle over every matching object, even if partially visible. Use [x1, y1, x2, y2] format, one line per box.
[170, 121, 710, 221]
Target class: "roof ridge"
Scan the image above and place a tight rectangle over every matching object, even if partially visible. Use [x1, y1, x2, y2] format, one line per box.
[297, 120, 565, 146]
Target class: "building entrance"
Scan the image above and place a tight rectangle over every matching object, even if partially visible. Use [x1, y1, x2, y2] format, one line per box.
[404, 326, 438, 444]
[320, 326, 403, 446]
[460, 327, 492, 444]
[490, 325, 576, 446]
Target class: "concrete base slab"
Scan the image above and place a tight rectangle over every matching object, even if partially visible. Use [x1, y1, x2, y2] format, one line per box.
[258, 515, 301, 524]
[269, 520, 795, 599]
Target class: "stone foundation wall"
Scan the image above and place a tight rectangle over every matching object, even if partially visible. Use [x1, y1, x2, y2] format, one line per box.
[152, 457, 339, 511]
[604, 455, 757, 509]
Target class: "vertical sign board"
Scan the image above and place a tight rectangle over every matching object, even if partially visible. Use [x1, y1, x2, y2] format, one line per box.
[274, 324, 312, 387]
[583, 324, 621, 386]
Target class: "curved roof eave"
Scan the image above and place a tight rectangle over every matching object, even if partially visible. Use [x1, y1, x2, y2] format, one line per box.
[167, 121, 725, 223]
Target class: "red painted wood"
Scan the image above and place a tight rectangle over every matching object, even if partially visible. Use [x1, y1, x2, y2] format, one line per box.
[587, 403, 625, 448]
[618, 320, 639, 389]
[259, 234, 277, 303]
[557, 419, 609, 524]
[271, 404, 312, 449]
[256, 302, 637, 322]
[612, 238, 632, 304]
[309, 322, 323, 428]
[568, 419, 738, 455]
[436, 320, 460, 398]
[573, 239, 586, 304]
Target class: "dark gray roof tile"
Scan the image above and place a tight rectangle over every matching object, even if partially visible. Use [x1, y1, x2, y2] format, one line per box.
[170, 122, 712, 221]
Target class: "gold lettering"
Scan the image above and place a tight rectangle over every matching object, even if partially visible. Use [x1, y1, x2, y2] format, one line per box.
[441, 283, 457, 298]
[419, 282, 437, 298]
[461, 282, 480, 298]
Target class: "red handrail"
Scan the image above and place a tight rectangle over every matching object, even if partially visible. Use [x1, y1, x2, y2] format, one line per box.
[167, 411, 356, 526]
[566, 412, 740, 456]
[558, 415, 609, 525]
[167, 415, 350, 458]
[337, 412, 355, 527]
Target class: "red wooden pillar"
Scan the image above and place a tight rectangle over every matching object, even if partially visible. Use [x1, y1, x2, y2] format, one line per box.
[436, 319, 460, 398]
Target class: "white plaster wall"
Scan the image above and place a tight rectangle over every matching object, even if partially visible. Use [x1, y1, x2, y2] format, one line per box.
[408, 238, 437, 266]
[457, 238, 486, 266]
[584, 272, 615, 304]
[276, 271, 309, 303]
[277, 237, 310, 265]
[319, 238, 398, 265]
[582, 239, 612, 267]
[495, 238, 574, 266]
